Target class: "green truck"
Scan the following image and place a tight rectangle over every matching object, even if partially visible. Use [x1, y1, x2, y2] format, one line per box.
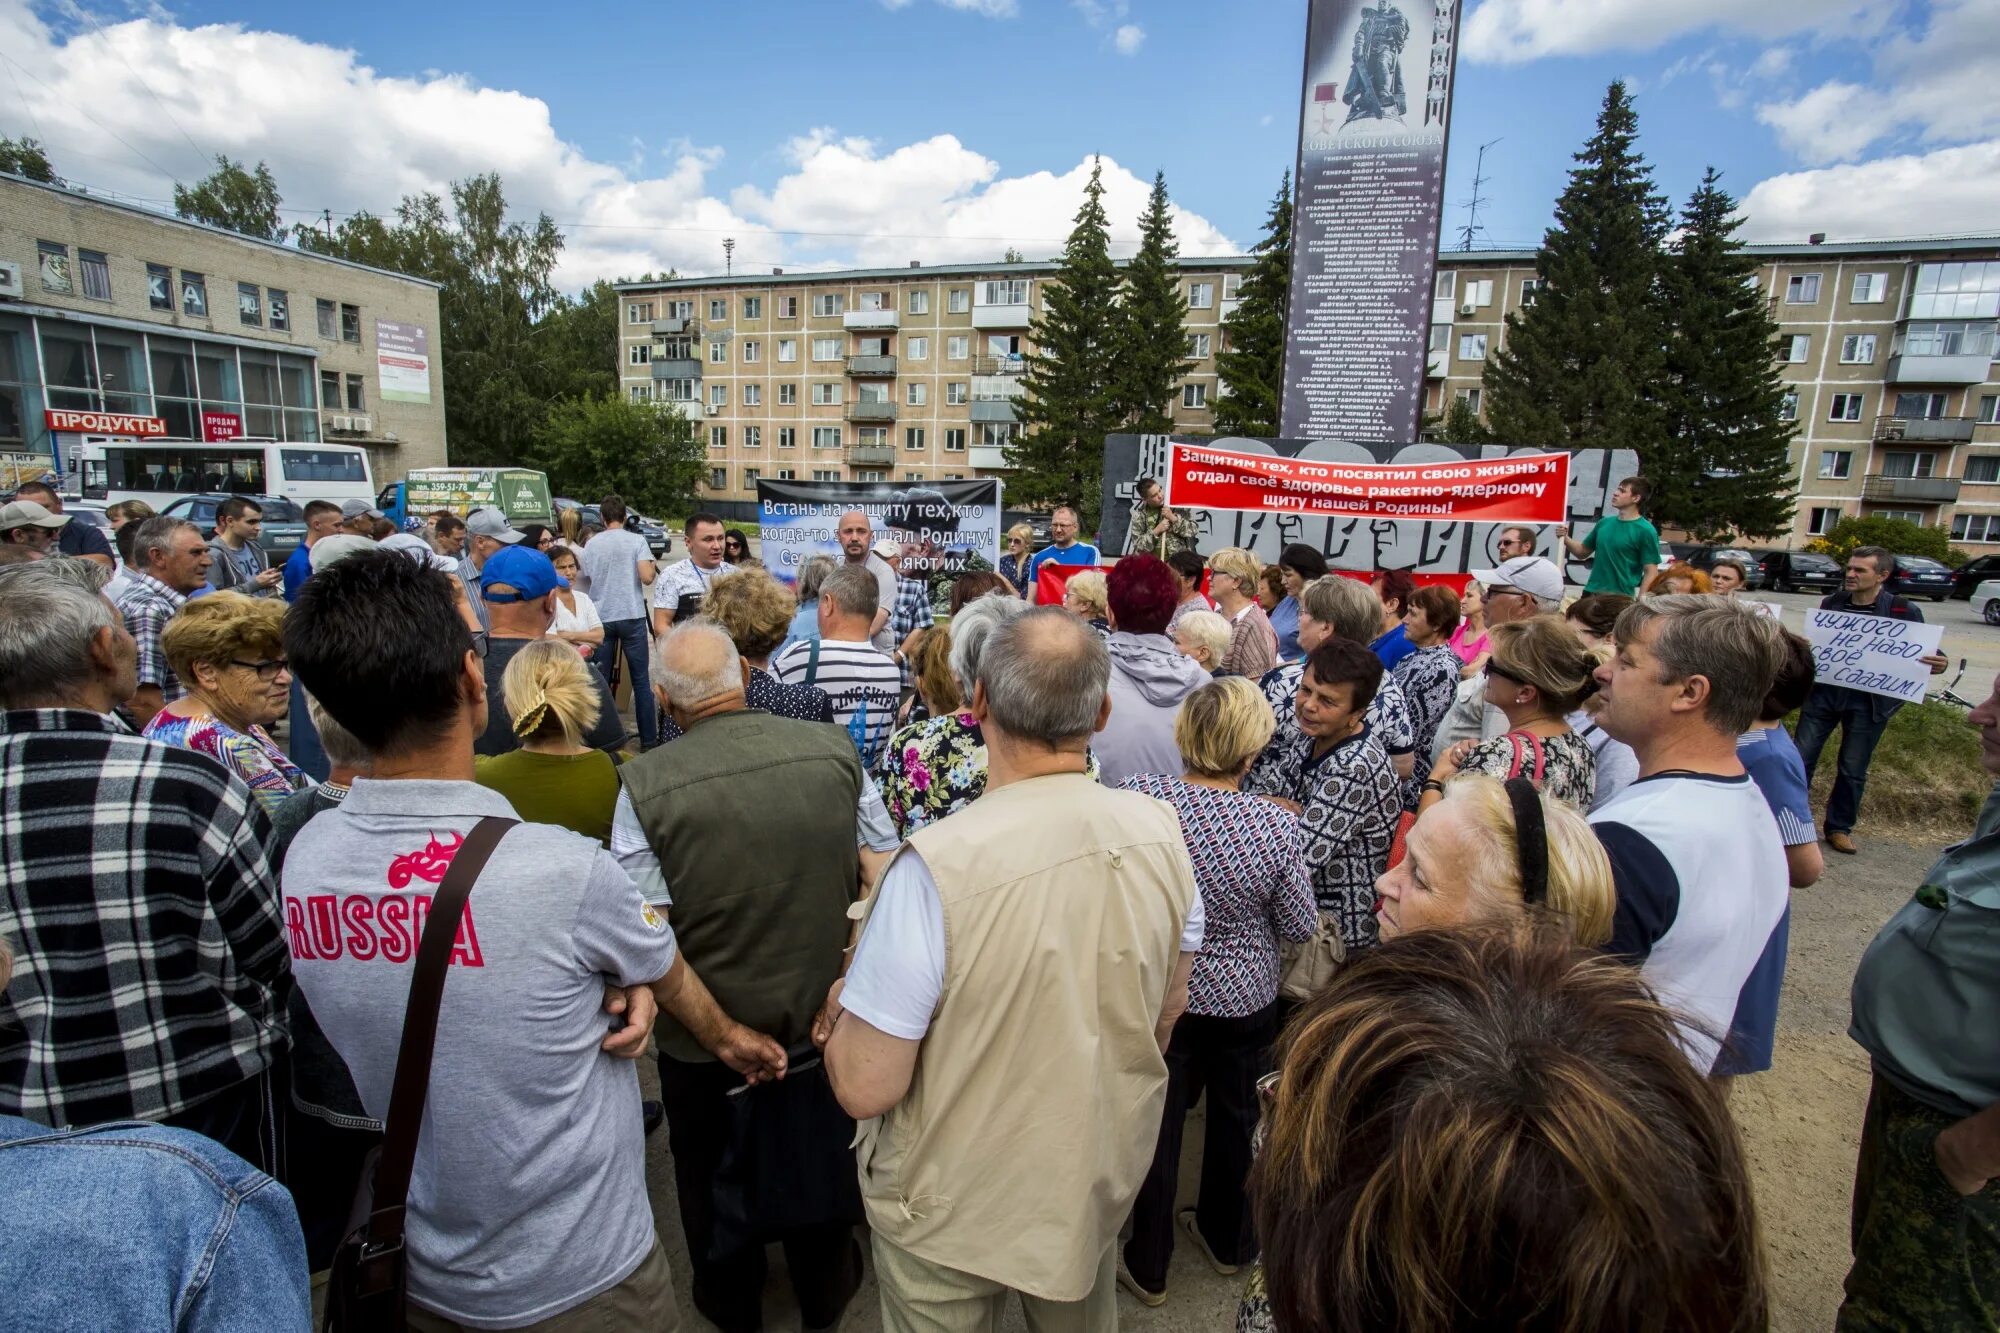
[377, 468, 554, 530]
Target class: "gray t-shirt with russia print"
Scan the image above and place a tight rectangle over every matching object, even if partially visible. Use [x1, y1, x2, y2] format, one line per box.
[284, 777, 678, 1328]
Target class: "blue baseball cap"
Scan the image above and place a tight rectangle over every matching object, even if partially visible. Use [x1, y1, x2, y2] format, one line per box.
[480, 545, 569, 602]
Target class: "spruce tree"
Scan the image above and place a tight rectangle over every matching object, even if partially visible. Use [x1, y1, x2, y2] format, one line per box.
[1655, 168, 1797, 538]
[1483, 83, 1669, 468]
[1214, 173, 1291, 438]
[1113, 171, 1193, 433]
[1012, 158, 1123, 532]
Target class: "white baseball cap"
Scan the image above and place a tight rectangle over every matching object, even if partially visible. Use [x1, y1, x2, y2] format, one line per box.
[0, 499, 69, 531]
[1468, 555, 1564, 605]
[871, 538, 900, 559]
[466, 507, 524, 544]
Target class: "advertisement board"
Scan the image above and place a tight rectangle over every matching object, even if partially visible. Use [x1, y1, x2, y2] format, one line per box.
[403, 468, 552, 524]
[375, 319, 432, 405]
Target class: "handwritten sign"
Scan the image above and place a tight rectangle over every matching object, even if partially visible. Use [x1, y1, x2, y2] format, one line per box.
[1165, 442, 1570, 523]
[1802, 608, 1943, 704]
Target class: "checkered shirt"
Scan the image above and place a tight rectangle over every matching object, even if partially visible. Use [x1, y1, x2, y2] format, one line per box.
[0, 709, 290, 1128]
[891, 576, 935, 686]
[113, 570, 189, 703]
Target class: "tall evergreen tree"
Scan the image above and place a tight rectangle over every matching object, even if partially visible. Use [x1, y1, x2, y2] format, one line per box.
[1113, 170, 1193, 433]
[1483, 82, 1669, 468]
[1654, 168, 1797, 538]
[173, 156, 284, 240]
[1213, 173, 1290, 438]
[1012, 158, 1123, 531]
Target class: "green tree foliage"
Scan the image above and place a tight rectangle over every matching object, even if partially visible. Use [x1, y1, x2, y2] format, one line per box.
[529, 394, 704, 518]
[1002, 247, 1025, 263]
[1655, 168, 1798, 539]
[173, 156, 284, 240]
[534, 279, 621, 404]
[1113, 170, 1194, 434]
[1423, 394, 1490, 444]
[0, 136, 62, 185]
[1483, 83, 1670, 466]
[1012, 158, 1123, 533]
[1213, 173, 1291, 439]
[1810, 516, 1964, 567]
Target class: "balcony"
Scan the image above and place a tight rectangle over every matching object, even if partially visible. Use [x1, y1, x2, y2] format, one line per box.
[845, 443, 896, 467]
[971, 374, 1024, 401]
[651, 358, 703, 380]
[846, 401, 898, 422]
[1861, 473, 1962, 504]
[970, 400, 1018, 424]
[971, 302, 1033, 331]
[1887, 352, 1992, 385]
[1873, 415, 1978, 444]
[650, 317, 689, 336]
[842, 307, 901, 331]
[1426, 347, 1449, 379]
[845, 354, 898, 377]
[972, 354, 1026, 376]
[968, 444, 1013, 470]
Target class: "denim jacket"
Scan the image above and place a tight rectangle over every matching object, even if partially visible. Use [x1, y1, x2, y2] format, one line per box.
[0, 1114, 310, 1331]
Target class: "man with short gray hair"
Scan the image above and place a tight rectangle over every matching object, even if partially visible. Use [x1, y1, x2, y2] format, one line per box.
[616, 619, 869, 1332]
[822, 607, 1204, 1329]
[772, 561, 902, 767]
[115, 516, 212, 729]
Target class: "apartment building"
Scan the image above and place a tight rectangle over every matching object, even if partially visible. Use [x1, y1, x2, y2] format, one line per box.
[0, 173, 448, 487]
[617, 234, 2000, 549]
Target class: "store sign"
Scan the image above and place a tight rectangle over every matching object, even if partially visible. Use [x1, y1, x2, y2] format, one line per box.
[201, 411, 243, 442]
[44, 409, 167, 437]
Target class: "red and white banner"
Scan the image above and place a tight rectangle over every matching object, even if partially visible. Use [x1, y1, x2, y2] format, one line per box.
[1034, 561, 1115, 607]
[1165, 441, 1570, 524]
[201, 411, 242, 442]
[44, 408, 167, 437]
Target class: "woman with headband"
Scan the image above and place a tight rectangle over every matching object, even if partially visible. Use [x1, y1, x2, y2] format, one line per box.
[473, 638, 622, 844]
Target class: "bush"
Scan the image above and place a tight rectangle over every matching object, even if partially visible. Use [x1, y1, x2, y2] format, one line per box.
[1809, 516, 1965, 567]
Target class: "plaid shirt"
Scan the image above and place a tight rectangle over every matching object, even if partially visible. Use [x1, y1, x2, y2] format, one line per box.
[0, 710, 290, 1128]
[891, 575, 935, 686]
[113, 570, 189, 703]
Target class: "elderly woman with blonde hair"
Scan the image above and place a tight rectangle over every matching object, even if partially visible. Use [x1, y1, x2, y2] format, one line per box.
[1061, 568, 1110, 636]
[1207, 547, 1278, 679]
[1172, 609, 1235, 676]
[474, 639, 621, 843]
[142, 592, 308, 815]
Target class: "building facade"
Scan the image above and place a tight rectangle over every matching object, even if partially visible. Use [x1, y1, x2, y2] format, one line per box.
[0, 174, 448, 489]
[622, 235, 2000, 550]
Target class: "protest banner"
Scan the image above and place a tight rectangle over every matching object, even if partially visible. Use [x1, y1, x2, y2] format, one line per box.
[755, 478, 1002, 583]
[1035, 561, 1115, 607]
[1165, 440, 1568, 524]
[1802, 607, 1944, 704]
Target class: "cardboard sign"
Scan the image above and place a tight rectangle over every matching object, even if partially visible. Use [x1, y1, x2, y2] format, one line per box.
[1802, 608, 1944, 704]
[1165, 441, 1569, 523]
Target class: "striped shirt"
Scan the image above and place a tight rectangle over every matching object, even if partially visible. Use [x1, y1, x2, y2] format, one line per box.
[771, 636, 902, 770]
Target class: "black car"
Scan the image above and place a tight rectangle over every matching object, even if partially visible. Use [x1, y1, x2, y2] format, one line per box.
[1682, 545, 1767, 590]
[1951, 554, 2000, 599]
[1752, 549, 1843, 595]
[555, 499, 671, 558]
[1884, 555, 1955, 602]
[162, 494, 307, 559]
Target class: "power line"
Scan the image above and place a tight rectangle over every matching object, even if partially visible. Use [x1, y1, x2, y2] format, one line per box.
[0, 48, 182, 183]
[72, 4, 213, 179]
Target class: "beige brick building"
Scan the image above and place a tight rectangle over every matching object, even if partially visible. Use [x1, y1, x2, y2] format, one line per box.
[0, 173, 447, 489]
[623, 234, 2000, 550]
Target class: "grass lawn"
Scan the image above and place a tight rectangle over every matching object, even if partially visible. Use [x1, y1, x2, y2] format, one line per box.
[1796, 700, 1993, 839]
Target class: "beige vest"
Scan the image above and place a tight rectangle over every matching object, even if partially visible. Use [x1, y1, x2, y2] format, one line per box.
[855, 771, 1196, 1300]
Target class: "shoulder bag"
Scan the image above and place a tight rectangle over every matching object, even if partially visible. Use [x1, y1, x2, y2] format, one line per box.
[322, 815, 516, 1333]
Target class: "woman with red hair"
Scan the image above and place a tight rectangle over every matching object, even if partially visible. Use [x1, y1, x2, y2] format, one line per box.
[1097, 554, 1208, 786]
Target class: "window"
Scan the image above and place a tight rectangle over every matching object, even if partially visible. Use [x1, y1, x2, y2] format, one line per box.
[908, 290, 929, 315]
[778, 295, 799, 318]
[76, 250, 111, 301]
[630, 384, 651, 403]
[778, 383, 798, 405]
[907, 336, 928, 361]
[1955, 513, 2000, 542]
[1428, 324, 1451, 354]
[743, 384, 761, 406]
[1818, 450, 1852, 479]
[1980, 394, 1999, 424]
[710, 426, 728, 449]
[317, 298, 337, 339]
[947, 335, 969, 360]
[340, 304, 360, 343]
[1908, 262, 2000, 320]
[710, 341, 728, 364]
[710, 383, 727, 408]
[1224, 273, 1243, 300]
[1896, 392, 1949, 419]
[813, 427, 842, 449]
[1182, 383, 1208, 409]
[658, 378, 696, 401]
[777, 468, 796, 480]
[856, 427, 889, 448]
[948, 289, 970, 314]
[1188, 282, 1214, 309]
[742, 340, 760, 363]
[811, 383, 843, 405]
[1874, 510, 1927, 525]
[709, 467, 727, 490]
[1434, 271, 1457, 300]
[779, 428, 797, 449]
[1521, 278, 1542, 306]
[1455, 387, 1482, 415]
[1188, 333, 1211, 359]
[234, 283, 262, 326]
[904, 472, 925, 482]
[627, 302, 654, 323]
[1781, 334, 1811, 363]
[1851, 272, 1889, 304]
[181, 272, 209, 317]
[978, 423, 1013, 448]
[743, 296, 762, 319]
[1465, 279, 1494, 308]
[814, 469, 840, 481]
[321, 370, 341, 406]
[987, 334, 1022, 357]
[980, 280, 1029, 306]
[907, 382, 928, 406]
[856, 470, 888, 482]
[811, 337, 842, 361]
[346, 375, 365, 411]
[946, 382, 968, 405]
[1786, 273, 1822, 304]
[269, 289, 289, 332]
[1458, 333, 1488, 361]
[944, 428, 966, 452]
[813, 294, 845, 317]
[628, 344, 651, 366]
[855, 383, 891, 405]
[858, 291, 888, 312]
[744, 426, 761, 449]
[37, 241, 70, 293]
[1882, 450, 1936, 478]
[670, 300, 694, 320]
[778, 338, 797, 362]
[745, 467, 761, 485]
[147, 263, 173, 311]
[710, 299, 727, 321]
[905, 427, 926, 450]
[1840, 334, 1876, 364]
[1901, 321, 1997, 358]
[1808, 506, 1841, 536]
[1779, 391, 1799, 422]
[1829, 393, 1865, 422]
[1965, 456, 2000, 484]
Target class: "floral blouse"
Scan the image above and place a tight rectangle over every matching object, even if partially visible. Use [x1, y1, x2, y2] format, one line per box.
[142, 711, 310, 818]
[1455, 727, 1597, 810]
[876, 710, 1099, 840]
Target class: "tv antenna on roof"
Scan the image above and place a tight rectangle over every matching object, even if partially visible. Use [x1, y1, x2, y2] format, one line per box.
[723, 237, 735, 276]
[1455, 138, 1502, 251]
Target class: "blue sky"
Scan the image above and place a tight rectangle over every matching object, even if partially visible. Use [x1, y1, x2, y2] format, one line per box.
[2, 0, 1993, 288]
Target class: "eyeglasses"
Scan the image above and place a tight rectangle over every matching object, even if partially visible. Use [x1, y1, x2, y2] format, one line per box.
[229, 657, 290, 682]
[1486, 585, 1529, 601]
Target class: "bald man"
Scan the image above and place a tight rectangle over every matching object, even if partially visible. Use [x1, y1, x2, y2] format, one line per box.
[837, 509, 895, 650]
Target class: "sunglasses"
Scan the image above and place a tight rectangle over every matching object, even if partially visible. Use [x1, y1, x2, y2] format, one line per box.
[230, 657, 289, 682]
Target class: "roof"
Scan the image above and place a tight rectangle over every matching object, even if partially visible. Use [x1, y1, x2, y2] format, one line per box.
[0, 172, 444, 290]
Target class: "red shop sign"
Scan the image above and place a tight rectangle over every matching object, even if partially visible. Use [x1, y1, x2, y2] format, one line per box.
[44, 408, 168, 437]
[201, 411, 243, 442]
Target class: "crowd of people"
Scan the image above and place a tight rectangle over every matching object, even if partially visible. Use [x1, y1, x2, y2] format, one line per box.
[0, 473, 1994, 1333]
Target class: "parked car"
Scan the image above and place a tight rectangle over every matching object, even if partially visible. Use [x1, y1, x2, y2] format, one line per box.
[554, 498, 671, 559]
[162, 494, 307, 559]
[1681, 545, 1767, 590]
[1973, 580, 2000, 626]
[1951, 554, 2000, 599]
[1752, 549, 1843, 595]
[1662, 542, 1700, 568]
[1884, 554, 1955, 602]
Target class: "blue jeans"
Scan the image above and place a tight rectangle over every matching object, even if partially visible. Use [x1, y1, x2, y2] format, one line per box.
[600, 618, 657, 747]
[286, 673, 329, 782]
[1794, 688, 1893, 835]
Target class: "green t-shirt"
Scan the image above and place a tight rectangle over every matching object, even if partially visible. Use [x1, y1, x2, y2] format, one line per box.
[474, 748, 621, 846]
[1582, 513, 1660, 595]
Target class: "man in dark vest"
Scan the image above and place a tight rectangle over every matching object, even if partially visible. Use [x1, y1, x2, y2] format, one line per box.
[614, 618, 865, 1333]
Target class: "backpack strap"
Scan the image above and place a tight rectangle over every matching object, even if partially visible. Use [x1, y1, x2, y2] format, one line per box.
[804, 635, 821, 686]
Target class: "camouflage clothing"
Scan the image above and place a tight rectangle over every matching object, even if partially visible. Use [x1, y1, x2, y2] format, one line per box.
[1123, 503, 1200, 559]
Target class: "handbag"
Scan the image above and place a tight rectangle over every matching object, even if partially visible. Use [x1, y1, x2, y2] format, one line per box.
[707, 1049, 865, 1262]
[1278, 913, 1348, 1004]
[1504, 731, 1547, 785]
[322, 816, 516, 1333]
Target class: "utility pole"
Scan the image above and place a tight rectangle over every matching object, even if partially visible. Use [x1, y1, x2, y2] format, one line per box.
[1455, 138, 1501, 251]
[723, 237, 735, 276]
[322, 208, 334, 243]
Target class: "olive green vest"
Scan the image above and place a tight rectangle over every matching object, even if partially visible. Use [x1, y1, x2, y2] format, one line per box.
[619, 708, 861, 1062]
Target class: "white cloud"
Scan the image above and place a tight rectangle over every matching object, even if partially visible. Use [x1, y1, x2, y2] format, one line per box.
[1462, 0, 1877, 63]
[880, 0, 1019, 15]
[1755, 81, 1895, 164]
[1113, 23, 1145, 54]
[0, 2, 1232, 288]
[1740, 141, 2000, 241]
